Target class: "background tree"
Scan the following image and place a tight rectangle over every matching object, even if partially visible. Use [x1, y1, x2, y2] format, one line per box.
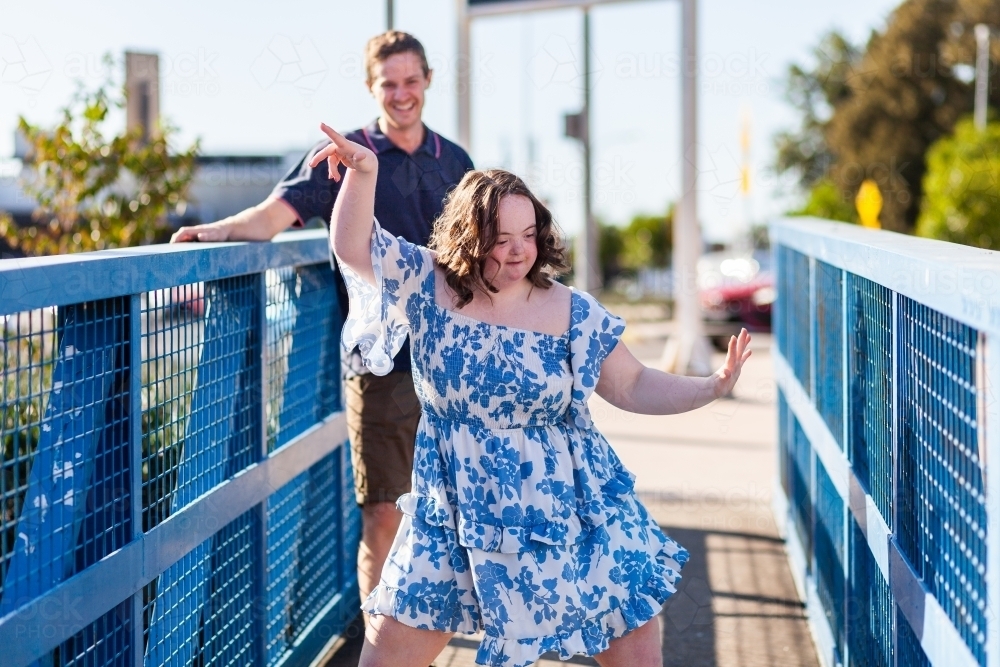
[787, 178, 857, 222]
[2, 61, 199, 256]
[774, 31, 862, 190]
[916, 117, 1000, 249]
[619, 210, 672, 271]
[777, 0, 1000, 234]
[825, 0, 973, 232]
[598, 220, 623, 285]
[598, 207, 673, 283]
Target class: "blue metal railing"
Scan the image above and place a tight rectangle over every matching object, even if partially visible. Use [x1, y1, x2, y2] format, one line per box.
[0, 230, 359, 667]
[771, 217, 1000, 667]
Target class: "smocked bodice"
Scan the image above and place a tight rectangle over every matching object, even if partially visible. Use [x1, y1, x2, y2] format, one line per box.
[408, 295, 573, 430]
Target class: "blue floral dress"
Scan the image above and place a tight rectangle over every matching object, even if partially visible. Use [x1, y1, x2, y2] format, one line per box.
[340, 220, 688, 667]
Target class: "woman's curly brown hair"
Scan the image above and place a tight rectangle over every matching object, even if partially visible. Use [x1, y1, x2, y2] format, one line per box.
[429, 169, 570, 308]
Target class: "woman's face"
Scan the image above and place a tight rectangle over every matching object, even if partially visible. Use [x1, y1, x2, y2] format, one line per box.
[484, 195, 538, 288]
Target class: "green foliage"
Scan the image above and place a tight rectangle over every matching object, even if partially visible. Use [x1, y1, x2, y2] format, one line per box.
[916, 117, 1000, 249]
[774, 31, 862, 189]
[776, 0, 1000, 235]
[597, 221, 623, 283]
[619, 211, 672, 270]
[3, 56, 199, 255]
[789, 179, 857, 223]
[598, 208, 673, 281]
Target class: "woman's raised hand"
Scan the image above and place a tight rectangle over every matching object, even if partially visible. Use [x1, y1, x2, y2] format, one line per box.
[713, 328, 752, 398]
[308, 123, 377, 181]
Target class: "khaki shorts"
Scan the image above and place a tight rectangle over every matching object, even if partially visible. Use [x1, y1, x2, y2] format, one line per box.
[345, 372, 421, 507]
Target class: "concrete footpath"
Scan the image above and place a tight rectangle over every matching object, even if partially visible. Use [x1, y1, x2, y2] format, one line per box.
[324, 331, 818, 667]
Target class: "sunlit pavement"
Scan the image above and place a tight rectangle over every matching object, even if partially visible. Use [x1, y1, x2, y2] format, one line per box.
[325, 330, 819, 667]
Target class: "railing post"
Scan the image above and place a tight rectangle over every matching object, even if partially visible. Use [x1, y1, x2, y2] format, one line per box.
[253, 271, 269, 667]
[840, 268, 850, 667]
[890, 290, 899, 666]
[984, 331, 1000, 667]
[130, 294, 144, 667]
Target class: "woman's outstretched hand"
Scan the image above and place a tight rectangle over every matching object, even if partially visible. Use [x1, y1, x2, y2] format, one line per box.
[307, 123, 377, 181]
[713, 328, 752, 397]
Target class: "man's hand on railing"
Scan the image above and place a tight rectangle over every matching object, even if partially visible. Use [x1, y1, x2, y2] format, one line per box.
[171, 224, 231, 243]
[169, 195, 298, 243]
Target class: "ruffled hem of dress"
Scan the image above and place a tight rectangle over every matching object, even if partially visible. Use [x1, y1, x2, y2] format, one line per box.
[362, 584, 483, 634]
[473, 546, 685, 667]
[397, 464, 638, 554]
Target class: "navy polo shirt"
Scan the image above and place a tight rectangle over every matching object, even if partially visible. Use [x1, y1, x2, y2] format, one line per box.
[272, 119, 474, 373]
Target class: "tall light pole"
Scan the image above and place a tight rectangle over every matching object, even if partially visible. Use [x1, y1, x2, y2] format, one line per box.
[975, 23, 991, 131]
[577, 8, 600, 293]
[457, 0, 472, 150]
[387, 0, 395, 30]
[662, 0, 711, 376]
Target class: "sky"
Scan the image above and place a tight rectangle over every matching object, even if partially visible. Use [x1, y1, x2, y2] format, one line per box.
[1, 0, 903, 241]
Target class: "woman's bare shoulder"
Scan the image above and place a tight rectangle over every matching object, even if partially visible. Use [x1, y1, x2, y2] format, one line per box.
[534, 279, 572, 304]
[527, 280, 572, 334]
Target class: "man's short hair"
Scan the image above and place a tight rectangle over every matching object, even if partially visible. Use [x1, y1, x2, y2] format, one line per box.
[365, 31, 430, 84]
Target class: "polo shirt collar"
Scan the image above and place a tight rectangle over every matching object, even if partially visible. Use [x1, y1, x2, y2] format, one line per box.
[360, 119, 441, 159]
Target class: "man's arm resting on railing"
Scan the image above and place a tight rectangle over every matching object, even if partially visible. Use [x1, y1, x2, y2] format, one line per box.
[170, 195, 298, 243]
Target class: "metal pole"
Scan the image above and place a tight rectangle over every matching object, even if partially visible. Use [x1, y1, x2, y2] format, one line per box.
[663, 0, 710, 375]
[457, 0, 472, 150]
[576, 8, 600, 293]
[975, 24, 990, 131]
[387, 0, 394, 30]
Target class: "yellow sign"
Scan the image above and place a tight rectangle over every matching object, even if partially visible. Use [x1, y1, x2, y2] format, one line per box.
[856, 179, 883, 229]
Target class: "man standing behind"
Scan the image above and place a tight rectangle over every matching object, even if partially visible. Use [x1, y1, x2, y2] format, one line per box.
[171, 31, 474, 611]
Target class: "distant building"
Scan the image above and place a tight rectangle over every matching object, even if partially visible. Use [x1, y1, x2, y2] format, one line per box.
[0, 49, 310, 257]
[179, 153, 303, 226]
[0, 148, 305, 254]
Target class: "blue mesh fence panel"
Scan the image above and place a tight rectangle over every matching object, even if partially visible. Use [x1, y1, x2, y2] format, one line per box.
[202, 509, 261, 666]
[266, 264, 341, 453]
[140, 282, 204, 533]
[774, 246, 785, 354]
[815, 458, 845, 656]
[897, 297, 985, 665]
[57, 599, 134, 667]
[815, 261, 844, 447]
[1, 307, 59, 605]
[777, 246, 812, 394]
[848, 522, 893, 667]
[289, 451, 346, 634]
[778, 390, 789, 497]
[265, 447, 351, 666]
[896, 604, 931, 667]
[142, 276, 262, 666]
[143, 509, 261, 666]
[847, 274, 893, 530]
[1, 298, 136, 667]
[1, 245, 355, 667]
[342, 445, 360, 588]
[791, 415, 812, 564]
[140, 277, 260, 530]
[264, 471, 309, 666]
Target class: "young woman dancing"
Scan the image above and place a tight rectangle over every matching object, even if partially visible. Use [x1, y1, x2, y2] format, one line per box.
[311, 123, 751, 667]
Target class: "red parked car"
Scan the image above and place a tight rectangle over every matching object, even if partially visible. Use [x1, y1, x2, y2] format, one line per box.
[697, 251, 774, 351]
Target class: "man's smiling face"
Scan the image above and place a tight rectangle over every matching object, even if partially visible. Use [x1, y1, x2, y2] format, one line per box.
[368, 51, 432, 133]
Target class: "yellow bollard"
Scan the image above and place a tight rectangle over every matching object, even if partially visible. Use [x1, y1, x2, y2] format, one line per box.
[855, 179, 883, 229]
